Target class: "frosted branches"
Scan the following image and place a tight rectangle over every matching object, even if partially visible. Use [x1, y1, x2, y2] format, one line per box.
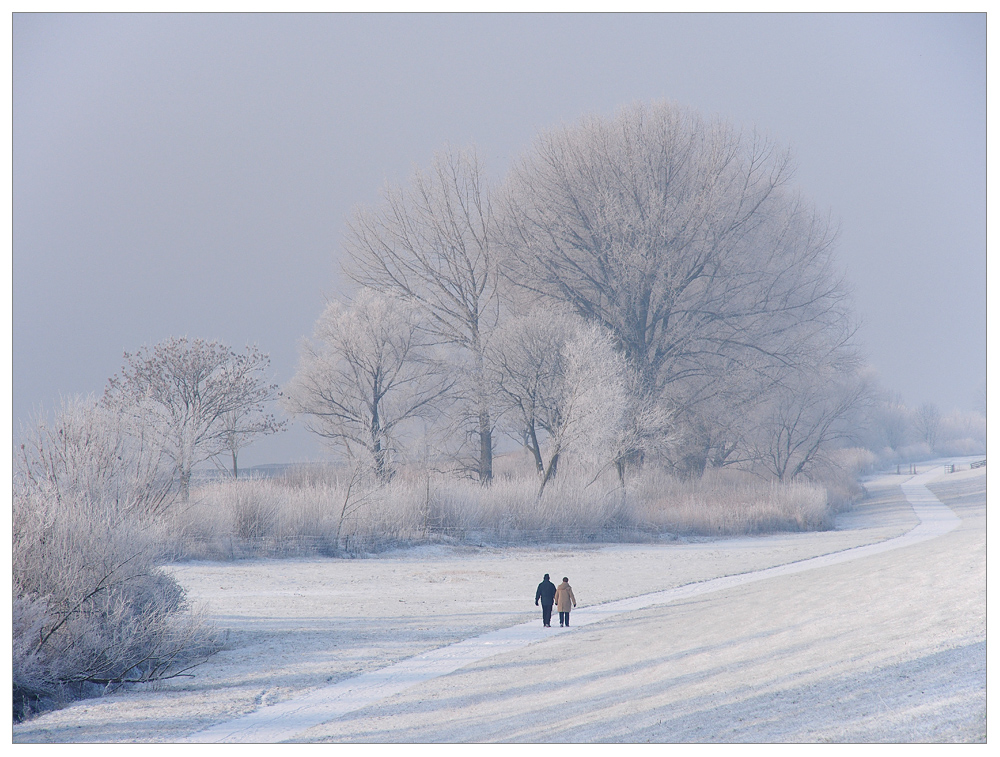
[284, 288, 452, 482]
[103, 337, 285, 499]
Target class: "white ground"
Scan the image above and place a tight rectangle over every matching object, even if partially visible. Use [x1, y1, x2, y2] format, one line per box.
[12, 464, 986, 743]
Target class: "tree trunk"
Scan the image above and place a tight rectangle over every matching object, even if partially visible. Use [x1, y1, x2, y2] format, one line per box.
[179, 466, 192, 503]
[371, 393, 389, 482]
[475, 351, 493, 485]
[373, 439, 388, 482]
[615, 457, 627, 489]
[526, 423, 544, 476]
[478, 420, 493, 485]
[537, 449, 560, 498]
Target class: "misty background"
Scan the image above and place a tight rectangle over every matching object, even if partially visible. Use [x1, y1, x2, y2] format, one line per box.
[12, 13, 986, 468]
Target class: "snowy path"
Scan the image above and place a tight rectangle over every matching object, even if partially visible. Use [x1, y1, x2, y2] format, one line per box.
[186, 467, 961, 743]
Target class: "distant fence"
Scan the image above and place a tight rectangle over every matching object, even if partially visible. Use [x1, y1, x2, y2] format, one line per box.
[896, 461, 987, 475]
[943, 459, 985, 474]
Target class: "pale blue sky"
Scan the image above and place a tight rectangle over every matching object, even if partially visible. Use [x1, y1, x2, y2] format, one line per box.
[13, 13, 986, 466]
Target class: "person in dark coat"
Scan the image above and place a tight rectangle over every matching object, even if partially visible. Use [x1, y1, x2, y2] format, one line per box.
[535, 573, 556, 627]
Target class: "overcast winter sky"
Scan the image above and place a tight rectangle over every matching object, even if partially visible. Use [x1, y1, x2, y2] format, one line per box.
[12, 13, 986, 467]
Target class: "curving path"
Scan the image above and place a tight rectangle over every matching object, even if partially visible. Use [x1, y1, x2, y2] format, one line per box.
[186, 467, 962, 743]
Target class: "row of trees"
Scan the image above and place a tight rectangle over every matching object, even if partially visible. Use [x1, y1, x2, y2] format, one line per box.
[31, 103, 973, 499]
[863, 394, 986, 460]
[32, 102, 971, 504]
[14, 102, 972, 515]
[285, 101, 867, 489]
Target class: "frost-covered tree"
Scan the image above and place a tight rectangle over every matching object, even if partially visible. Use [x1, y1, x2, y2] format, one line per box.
[284, 288, 452, 482]
[868, 390, 914, 452]
[343, 146, 503, 483]
[746, 363, 872, 482]
[216, 401, 287, 480]
[489, 310, 633, 496]
[103, 338, 284, 500]
[489, 311, 575, 478]
[500, 100, 855, 472]
[936, 408, 986, 455]
[606, 368, 676, 482]
[666, 353, 780, 475]
[913, 402, 942, 452]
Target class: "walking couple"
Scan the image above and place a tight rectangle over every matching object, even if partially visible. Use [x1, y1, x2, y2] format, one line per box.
[534, 574, 576, 627]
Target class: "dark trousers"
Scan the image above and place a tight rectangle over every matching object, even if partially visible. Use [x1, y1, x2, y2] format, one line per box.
[541, 603, 553, 626]
[559, 611, 570, 626]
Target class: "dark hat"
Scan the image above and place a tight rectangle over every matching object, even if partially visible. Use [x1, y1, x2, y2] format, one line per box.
[543, 573, 549, 580]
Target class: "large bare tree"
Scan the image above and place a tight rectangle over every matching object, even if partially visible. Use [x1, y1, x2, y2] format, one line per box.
[343, 146, 503, 483]
[284, 288, 452, 482]
[500, 101, 856, 472]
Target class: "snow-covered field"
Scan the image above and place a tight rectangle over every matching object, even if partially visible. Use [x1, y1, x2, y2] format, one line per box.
[12, 464, 985, 743]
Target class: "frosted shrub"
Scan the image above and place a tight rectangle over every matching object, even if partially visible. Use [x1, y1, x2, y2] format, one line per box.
[174, 479, 306, 558]
[178, 474, 429, 558]
[930, 410, 987, 458]
[13, 488, 218, 722]
[340, 478, 426, 550]
[16, 395, 174, 519]
[816, 448, 877, 509]
[272, 483, 342, 541]
[13, 400, 220, 721]
[225, 480, 278, 540]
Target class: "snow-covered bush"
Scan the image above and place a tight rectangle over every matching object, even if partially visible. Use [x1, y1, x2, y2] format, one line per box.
[624, 466, 831, 534]
[13, 399, 220, 722]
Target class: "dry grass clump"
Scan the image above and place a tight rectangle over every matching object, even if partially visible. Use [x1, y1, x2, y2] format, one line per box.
[167, 475, 429, 559]
[421, 474, 631, 543]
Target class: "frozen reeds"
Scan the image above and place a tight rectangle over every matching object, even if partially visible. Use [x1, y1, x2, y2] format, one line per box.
[167, 463, 833, 559]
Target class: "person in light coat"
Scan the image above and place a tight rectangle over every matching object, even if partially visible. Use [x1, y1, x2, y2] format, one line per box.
[554, 577, 576, 627]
